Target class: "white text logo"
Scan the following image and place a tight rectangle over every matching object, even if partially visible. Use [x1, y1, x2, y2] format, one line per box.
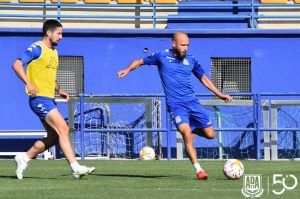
[272, 174, 298, 195]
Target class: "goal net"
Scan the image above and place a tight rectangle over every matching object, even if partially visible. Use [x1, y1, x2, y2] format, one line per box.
[187, 100, 256, 159]
[68, 96, 162, 159]
[264, 100, 300, 160]
[67, 96, 300, 160]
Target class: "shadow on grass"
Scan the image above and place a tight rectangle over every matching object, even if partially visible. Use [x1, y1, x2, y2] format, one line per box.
[0, 175, 18, 179]
[93, 173, 175, 179]
[0, 175, 60, 180]
[62, 173, 178, 179]
[216, 177, 241, 181]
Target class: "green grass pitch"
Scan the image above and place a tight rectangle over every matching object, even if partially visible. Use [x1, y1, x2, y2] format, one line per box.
[0, 159, 299, 199]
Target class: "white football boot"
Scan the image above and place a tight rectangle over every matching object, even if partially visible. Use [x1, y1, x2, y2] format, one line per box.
[73, 165, 95, 179]
[14, 154, 29, 180]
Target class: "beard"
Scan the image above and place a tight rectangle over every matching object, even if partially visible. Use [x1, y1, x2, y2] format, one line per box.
[179, 52, 186, 60]
[50, 38, 59, 47]
[51, 41, 58, 47]
[173, 48, 186, 60]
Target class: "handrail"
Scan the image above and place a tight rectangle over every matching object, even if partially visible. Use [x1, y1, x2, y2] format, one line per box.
[1, 1, 300, 28]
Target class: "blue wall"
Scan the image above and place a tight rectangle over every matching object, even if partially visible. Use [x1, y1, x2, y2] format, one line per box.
[1, 29, 300, 130]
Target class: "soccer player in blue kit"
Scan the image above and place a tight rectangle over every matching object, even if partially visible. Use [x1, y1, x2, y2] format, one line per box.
[118, 32, 233, 180]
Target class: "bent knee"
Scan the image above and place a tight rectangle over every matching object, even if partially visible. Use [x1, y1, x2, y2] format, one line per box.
[204, 127, 215, 139]
[206, 131, 215, 139]
[41, 137, 58, 149]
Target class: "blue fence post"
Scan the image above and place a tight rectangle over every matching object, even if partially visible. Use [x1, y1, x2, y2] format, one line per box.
[79, 93, 85, 160]
[166, 111, 171, 160]
[57, 0, 61, 21]
[152, 0, 156, 28]
[251, 0, 255, 28]
[256, 94, 262, 160]
[253, 94, 262, 160]
[253, 94, 258, 159]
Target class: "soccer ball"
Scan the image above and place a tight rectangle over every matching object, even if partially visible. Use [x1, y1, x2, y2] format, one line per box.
[223, 159, 244, 180]
[139, 146, 155, 160]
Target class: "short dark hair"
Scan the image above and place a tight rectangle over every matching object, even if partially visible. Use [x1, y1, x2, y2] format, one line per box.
[42, 20, 62, 36]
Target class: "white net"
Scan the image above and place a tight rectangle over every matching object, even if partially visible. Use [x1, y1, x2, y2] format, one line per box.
[191, 100, 300, 160]
[70, 97, 161, 159]
[68, 97, 300, 160]
[275, 104, 300, 159]
[186, 100, 256, 159]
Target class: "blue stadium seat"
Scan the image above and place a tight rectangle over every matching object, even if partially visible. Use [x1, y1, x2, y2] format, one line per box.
[260, 0, 288, 3]
[83, 0, 111, 3]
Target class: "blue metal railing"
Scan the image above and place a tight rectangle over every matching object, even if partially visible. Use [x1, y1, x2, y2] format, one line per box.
[77, 93, 300, 160]
[1, 0, 300, 28]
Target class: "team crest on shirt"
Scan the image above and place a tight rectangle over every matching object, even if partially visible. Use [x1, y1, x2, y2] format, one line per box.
[175, 116, 182, 123]
[183, 59, 189, 65]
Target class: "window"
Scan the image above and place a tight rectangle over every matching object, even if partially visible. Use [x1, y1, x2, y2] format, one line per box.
[211, 57, 251, 100]
[56, 56, 84, 98]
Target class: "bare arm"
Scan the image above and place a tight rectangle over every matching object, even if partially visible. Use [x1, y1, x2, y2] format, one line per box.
[199, 74, 233, 103]
[12, 59, 38, 96]
[55, 80, 70, 102]
[117, 59, 144, 78]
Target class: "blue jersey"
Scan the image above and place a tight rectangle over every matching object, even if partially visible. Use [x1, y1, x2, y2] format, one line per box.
[143, 49, 205, 103]
[18, 43, 42, 65]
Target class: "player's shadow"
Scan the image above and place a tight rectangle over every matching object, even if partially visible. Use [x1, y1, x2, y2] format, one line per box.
[93, 173, 175, 179]
[216, 177, 239, 181]
[0, 175, 59, 180]
[0, 175, 19, 179]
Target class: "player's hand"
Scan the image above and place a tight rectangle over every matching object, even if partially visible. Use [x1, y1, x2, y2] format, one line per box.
[117, 69, 129, 78]
[58, 90, 70, 102]
[26, 83, 39, 96]
[220, 94, 233, 103]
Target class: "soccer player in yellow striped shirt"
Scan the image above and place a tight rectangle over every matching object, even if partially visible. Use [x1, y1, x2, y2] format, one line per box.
[12, 19, 95, 179]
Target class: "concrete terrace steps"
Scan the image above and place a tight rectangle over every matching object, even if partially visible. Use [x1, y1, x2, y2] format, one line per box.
[0, 0, 178, 28]
[257, 5, 300, 28]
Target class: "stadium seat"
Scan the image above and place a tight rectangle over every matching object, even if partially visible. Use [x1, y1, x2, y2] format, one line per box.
[18, 0, 45, 2]
[260, 0, 288, 3]
[50, 0, 78, 3]
[294, 0, 300, 3]
[150, 0, 177, 3]
[0, 0, 12, 2]
[116, 0, 144, 3]
[83, 0, 111, 3]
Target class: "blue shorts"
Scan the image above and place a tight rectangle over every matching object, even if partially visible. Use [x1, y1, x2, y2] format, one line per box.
[167, 99, 212, 130]
[29, 96, 57, 120]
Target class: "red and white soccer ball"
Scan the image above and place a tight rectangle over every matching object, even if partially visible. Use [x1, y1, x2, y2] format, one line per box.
[223, 159, 244, 180]
[139, 146, 155, 160]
